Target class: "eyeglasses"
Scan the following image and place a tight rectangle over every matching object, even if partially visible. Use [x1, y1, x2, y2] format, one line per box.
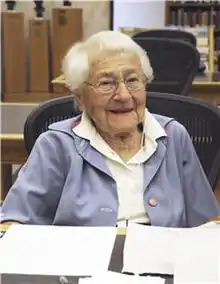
[84, 73, 146, 95]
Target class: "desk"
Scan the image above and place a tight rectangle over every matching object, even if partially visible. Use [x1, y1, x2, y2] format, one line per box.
[0, 226, 172, 284]
[52, 73, 220, 106]
[0, 234, 173, 284]
[0, 233, 173, 284]
[190, 73, 220, 105]
[1, 134, 27, 200]
[0, 103, 36, 200]
[1, 222, 220, 284]
[1, 217, 220, 233]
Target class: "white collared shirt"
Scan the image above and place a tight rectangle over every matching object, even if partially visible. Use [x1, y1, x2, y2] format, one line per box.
[73, 109, 166, 226]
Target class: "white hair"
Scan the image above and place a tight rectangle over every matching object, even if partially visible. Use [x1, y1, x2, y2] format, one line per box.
[61, 30, 154, 92]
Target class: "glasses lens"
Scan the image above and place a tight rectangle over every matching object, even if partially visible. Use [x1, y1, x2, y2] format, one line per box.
[125, 75, 145, 91]
[93, 73, 145, 94]
[97, 79, 116, 93]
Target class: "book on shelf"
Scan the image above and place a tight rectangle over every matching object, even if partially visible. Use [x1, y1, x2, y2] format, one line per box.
[214, 30, 220, 71]
[214, 39, 220, 71]
[168, 1, 220, 28]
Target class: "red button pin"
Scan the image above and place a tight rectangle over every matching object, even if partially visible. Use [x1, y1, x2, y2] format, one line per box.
[149, 198, 157, 207]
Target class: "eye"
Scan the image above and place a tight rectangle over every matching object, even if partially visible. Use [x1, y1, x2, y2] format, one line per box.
[99, 79, 115, 87]
[126, 75, 139, 83]
[127, 77, 139, 83]
[100, 81, 113, 85]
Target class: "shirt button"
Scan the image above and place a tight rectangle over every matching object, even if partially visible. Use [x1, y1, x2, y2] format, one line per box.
[148, 198, 157, 207]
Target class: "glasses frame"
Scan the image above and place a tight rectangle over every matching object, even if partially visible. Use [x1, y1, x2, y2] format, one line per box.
[84, 73, 147, 95]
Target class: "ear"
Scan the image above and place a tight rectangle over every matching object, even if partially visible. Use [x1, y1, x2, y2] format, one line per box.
[74, 94, 85, 111]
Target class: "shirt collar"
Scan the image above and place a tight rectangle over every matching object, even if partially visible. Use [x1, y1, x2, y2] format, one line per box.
[73, 111, 96, 141]
[144, 110, 167, 143]
[72, 109, 167, 143]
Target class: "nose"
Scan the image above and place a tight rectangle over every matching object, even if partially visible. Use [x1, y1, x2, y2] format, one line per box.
[113, 82, 131, 102]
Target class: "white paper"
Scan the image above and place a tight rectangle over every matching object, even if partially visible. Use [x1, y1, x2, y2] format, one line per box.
[123, 223, 220, 277]
[197, 221, 220, 229]
[174, 228, 220, 284]
[0, 225, 117, 276]
[123, 223, 184, 275]
[79, 278, 93, 284]
[78, 271, 165, 284]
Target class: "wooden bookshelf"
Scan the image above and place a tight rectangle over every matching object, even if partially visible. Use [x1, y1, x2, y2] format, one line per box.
[165, 0, 220, 74]
[165, 1, 220, 28]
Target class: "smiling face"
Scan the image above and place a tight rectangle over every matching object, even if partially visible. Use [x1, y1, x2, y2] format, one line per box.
[76, 51, 147, 137]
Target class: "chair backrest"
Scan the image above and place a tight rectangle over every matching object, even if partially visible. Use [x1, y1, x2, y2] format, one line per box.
[132, 29, 197, 46]
[24, 95, 80, 154]
[132, 38, 200, 95]
[147, 92, 220, 190]
[24, 93, 220, 190]
[132, 29, 206, 74]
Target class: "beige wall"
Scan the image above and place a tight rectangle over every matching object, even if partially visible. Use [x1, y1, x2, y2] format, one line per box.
[2, 0, 110, 38]
[1, 1, 110, 137]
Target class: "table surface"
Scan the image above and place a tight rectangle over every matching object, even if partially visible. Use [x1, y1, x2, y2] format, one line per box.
[1, 221, 220, 284]
[0, 232, 173, 284]
[193, 73, 220, 84]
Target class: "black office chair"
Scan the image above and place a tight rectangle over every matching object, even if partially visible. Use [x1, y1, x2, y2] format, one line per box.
[23, 93, 220, 190]
[148, 92, 220, 190]
[132, 29, 206, 75]
[132, 38, 200, 95]
[24, 95, 80, 155]
[132, 29, 197, 46]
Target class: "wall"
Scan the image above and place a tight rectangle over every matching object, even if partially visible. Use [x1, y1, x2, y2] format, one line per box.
[1, 1, 111, 138]
[2, 1, 110, 39]
[2, 1, 166, 35]
[1, 0, 167, 136]
[113, 0, 166, 30]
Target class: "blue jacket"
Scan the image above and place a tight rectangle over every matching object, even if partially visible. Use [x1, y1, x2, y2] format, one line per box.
[1, 114, 220, 227]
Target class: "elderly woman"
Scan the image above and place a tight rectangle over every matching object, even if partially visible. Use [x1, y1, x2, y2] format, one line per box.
[1, 31, 219, 227]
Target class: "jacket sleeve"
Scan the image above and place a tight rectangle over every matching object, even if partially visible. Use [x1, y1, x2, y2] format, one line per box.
[1, 132, 67, 225]
[180, 125, 220, 227]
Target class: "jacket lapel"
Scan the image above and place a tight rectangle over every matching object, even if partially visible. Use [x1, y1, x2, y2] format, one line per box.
[74, 132, 168, 186]
[143, 138, 168, 190]
[74, 135, 114, 179]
